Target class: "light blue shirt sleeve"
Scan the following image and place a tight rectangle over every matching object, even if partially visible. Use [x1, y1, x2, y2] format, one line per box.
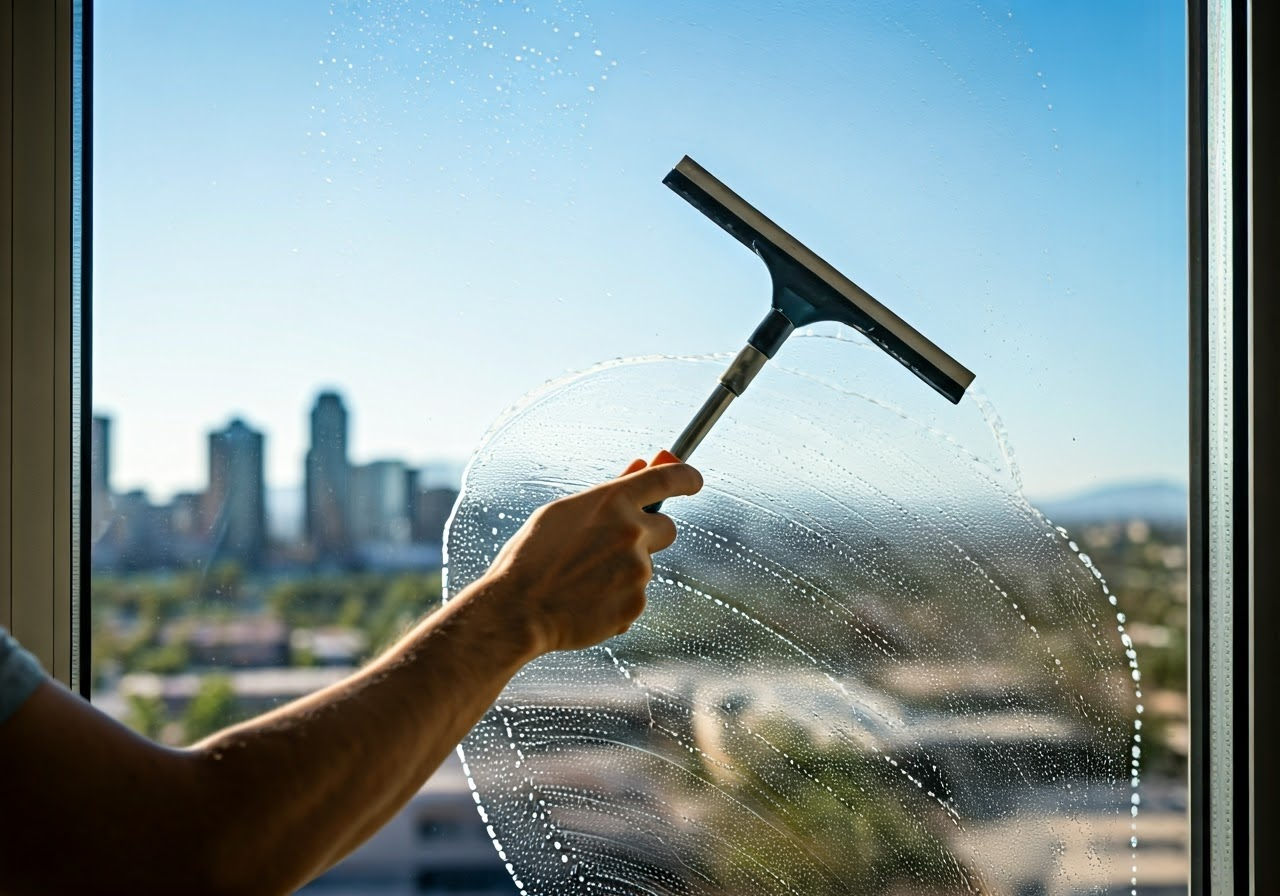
[0, 627, 46, 726]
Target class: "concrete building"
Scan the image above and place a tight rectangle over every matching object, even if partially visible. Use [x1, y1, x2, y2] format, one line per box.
[413, 486, 459, 549]
[306, 391, 351, 562]
[113, 666, 355, 718]
[166, 490, 208, 567]
[168, 617, 292, 669]
[90, 414, 112, 540]
[350, 460, 414, 546]
[204, 418, 267, 567]
[92, 487, 214, 572]
[95, 488, 167, 571]
[290, 627, 368, 667]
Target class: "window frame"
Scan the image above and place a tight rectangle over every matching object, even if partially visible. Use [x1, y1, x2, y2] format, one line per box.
[1, 0, 78, 688]
[1188, 1, 1271, 891]
[1, 0, 1269, 891]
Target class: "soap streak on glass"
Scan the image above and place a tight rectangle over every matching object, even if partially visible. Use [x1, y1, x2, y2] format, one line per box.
[445, 335, 1146, 896]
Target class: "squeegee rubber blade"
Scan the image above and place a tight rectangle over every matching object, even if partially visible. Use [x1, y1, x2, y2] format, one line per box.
[664, 156, 975, 404]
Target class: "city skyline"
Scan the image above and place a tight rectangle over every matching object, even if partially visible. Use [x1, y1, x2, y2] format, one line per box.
[93, 393, 467, 504]
[93, 387, 460, 571]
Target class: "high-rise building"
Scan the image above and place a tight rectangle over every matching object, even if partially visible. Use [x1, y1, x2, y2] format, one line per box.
[204, 418, 267, 567]
[413, 486, 460, 549]
[167, 490, 208, 567]
[99, 489, 163, 571]
[350, 460, 413, 545]
[90, 415, 112, 539]
[90, 415, 110, 495]
[305, 391, 350, 561]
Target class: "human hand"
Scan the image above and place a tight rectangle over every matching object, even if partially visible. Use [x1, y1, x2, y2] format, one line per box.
[483, 454, 702, 657]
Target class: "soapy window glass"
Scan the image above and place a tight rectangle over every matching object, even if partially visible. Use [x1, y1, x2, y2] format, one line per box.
[90, 2, 1188, 893]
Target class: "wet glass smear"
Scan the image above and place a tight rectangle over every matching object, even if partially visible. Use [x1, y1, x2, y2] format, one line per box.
[315, 0, 608, 175]
[446, 335, 1143, 896]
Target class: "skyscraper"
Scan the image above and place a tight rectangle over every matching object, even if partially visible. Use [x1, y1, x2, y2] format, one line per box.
[90, 415, 110, 495]
[349, 460, 414, 545]
[204, 418, 267, 567]
[90, 415, 112, 539]
[305, 391, 350, 561]
[413, 485, 460, 549]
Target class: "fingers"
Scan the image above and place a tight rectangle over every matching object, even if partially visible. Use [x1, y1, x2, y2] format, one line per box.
[619, 457, 647, 477]
[611, 455, 698, 552]
[620, 462, 703, 508]
[637, 508, 679, 553]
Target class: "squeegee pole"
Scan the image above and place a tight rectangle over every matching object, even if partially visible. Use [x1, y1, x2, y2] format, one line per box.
[645, 311, 792, 513]
[669, 335, 772, 462]
[670, 384, 736, 463]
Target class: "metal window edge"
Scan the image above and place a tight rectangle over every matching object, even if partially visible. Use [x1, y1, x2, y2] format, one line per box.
[1194, 0, 1271, 892]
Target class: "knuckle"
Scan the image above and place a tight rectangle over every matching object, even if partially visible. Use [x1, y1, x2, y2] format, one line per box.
[629, 554, 654, 585]
[621, 589, 647, 623]
[612, 515, 644, 543]
[657, 516, 678, 542]
[611, 553, 648, 587]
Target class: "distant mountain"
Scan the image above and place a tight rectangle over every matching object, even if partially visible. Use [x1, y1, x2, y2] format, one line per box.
[1031, 480, 1187, 525]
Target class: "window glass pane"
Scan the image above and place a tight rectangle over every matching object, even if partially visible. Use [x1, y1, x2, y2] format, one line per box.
[91, 2, 1187, 893]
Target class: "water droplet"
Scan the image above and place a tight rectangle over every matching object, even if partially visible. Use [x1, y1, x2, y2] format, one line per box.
[447, 337, 1145, 893]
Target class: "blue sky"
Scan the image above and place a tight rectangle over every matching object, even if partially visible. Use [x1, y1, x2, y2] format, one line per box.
[93, 1, 1186, 503]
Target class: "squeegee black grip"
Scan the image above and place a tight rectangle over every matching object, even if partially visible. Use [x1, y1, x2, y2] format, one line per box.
[747, 307, 796, 358]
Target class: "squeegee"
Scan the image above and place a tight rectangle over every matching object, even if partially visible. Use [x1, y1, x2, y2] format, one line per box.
[646, 156, 975, 509]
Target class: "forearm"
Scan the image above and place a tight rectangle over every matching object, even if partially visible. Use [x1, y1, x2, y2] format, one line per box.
[186, 458, 699, 891]
[187, 573, 538, 894]
[0, 460, 700, 896]
[0, 575, 536, 896]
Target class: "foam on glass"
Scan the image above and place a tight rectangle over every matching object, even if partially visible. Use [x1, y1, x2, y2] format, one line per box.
[445, 334, 1144, 896]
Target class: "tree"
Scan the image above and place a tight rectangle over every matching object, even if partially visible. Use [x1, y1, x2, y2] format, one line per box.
[183, 675, 241, 743]
[123, 693, 168, 740]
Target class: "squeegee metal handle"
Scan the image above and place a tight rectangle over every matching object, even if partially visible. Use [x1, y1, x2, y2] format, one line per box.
[643, 342, 771, 513]
[671, 343, 768, 460]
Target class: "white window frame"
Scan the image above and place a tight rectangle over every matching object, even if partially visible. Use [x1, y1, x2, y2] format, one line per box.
[1, 0, 1269, 891]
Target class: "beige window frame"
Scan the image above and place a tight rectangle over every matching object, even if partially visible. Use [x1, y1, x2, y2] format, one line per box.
[1, 0, 75, 688]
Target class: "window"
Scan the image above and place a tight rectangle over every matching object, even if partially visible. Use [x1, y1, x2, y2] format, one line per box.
[1, 0, 1269, 893]
[89, 4, 1193, 893]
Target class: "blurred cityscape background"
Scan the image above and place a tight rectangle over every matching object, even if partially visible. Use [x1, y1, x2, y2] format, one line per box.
[88, 393, 1189, 893]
